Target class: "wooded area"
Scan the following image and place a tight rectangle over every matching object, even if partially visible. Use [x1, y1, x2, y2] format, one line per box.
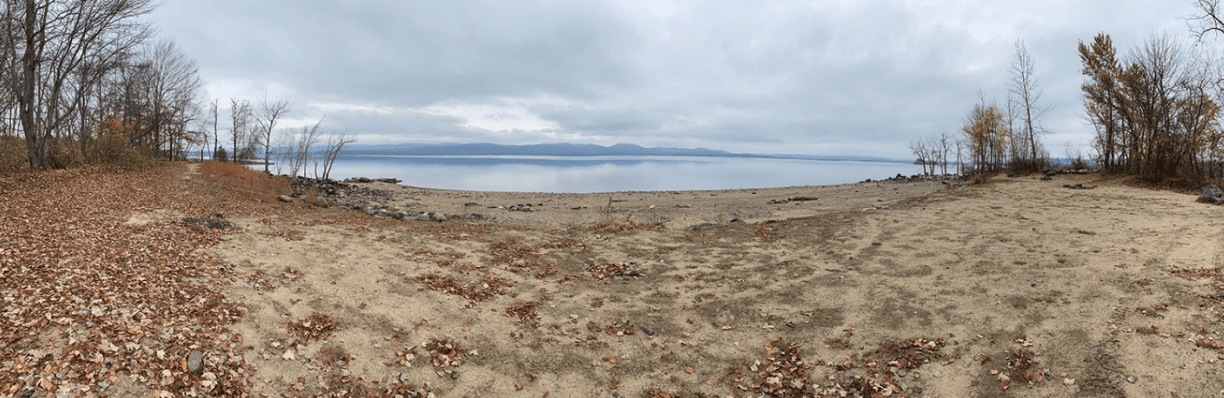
[0, 0, 352, 176]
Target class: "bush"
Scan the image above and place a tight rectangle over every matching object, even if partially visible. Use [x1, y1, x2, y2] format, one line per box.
[213, 147, 229, 162]
[86, 131, 148, 169]
[48, 137, 84, 169]
[0, 137, 29, 173]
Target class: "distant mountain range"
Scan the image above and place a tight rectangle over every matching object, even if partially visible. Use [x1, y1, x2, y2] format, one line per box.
[342, 142, 910, 164]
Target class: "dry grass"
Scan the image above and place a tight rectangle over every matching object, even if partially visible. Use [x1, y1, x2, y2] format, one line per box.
[199, 160, 290, 202]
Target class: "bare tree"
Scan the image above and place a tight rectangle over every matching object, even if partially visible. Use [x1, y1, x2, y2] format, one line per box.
[319, 131, 356, 181]
[0, 0, 154, 169]
[1008, 39, 1048, 171]
[1189, 0, 1224, 41]
[937, 131, 953, 175]
[908, 139, 929, 175]
[255, 96, 290, 172]
[229, 98, 251, 162]
[209, 99, 219, 159]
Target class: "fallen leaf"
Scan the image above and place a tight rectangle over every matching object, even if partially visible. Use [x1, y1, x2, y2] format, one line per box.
[462, 325, 471, 333]
[1064, 378, 1075, 386]
[607, 354, 617, 364]
[516, 382, 523, 390]
[282, 349, 296, 361]
[705, 380, 718, 386]
[684, 367, 693, 373]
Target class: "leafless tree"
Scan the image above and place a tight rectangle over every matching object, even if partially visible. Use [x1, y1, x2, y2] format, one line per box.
[1189, 0, 1224, 41]
[1008, 39, 1048, 171]
[255, 96, 290, 172]
[229, 98, 251, 162]
[0, 0, 154, 169]
[286, 119, 322, 178]
[208, 99, 219, 159]
[318, 131, 356, 181]
[908, 139, 929, 175]
[936, 131, 953, 175]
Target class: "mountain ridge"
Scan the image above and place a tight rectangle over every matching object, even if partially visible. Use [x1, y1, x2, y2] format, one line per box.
[342, 142, 909, 163]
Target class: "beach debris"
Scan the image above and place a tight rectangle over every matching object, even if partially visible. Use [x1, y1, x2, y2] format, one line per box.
[1061, 183, 1095, 190]
[692, 222, 714, 229]
[284, 312, 339, 344]
[788, 196, 819, 202]
[1201, 185, 1224, 203]
[181, 217, 232, 230]
[623, 268, 647, 277]
[767, 199, 789, 204]
[588, 262, 629, 279]
[674, 204, 691, 208]
[507, 204, 534, 212]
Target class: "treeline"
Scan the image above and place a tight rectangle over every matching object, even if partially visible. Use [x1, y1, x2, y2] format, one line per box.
[1080, 33, 1222, 181]
[914, 2, 1224, 184]
[0, 0, 353, 178]
[0, 0, 201, 171]
[910, 40, 1057, 177]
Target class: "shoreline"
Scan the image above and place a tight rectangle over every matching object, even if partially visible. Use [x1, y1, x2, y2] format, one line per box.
[300, 174, 959, 229]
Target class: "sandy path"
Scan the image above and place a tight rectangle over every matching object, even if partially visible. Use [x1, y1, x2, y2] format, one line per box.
[200, 172, 1224, 397]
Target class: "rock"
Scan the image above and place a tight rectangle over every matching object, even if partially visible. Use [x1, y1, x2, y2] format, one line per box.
[623, 268, 646, 277]
[365, 208, 379, 216]
[278, 195, 294, 202]
[729, 218, 743, 223]
[692, 222, 714, 229]
[187, 350, 204, 375]
[467, 213, 488, 220]
[675, 204, 691, 208]
[429, 213, 448, 222]
[639, 325, 655, 335]
[392, 211, 407, 220]
[1202, 185, 1224, 203]
[1040, 175, 1052, 180]
[767, 199, 788, 204]
[1126, 376, 1136, 383]
[789, 196, 818, 202]
[450, 371, 459, 380]
[313, 196, 330, 208]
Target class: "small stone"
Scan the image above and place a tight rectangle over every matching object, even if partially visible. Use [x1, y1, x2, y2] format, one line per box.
[894, 369, 906, 378]
[278, 195, 294, 202]
[430, 213, 448, 222]
[187, 350, 204, 375]
[1127, 376, 1137, 384]
[450, 371, 459, 380]
[639, 325, 655, 335]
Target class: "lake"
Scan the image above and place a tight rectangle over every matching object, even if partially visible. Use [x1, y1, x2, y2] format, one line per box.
[284, 155, 927, 193]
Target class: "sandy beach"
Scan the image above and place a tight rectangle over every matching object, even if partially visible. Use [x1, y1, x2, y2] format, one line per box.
[3, 162, 1224, 397]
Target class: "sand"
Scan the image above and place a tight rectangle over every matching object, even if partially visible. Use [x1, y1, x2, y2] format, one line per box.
[168, 170, 1224, 396]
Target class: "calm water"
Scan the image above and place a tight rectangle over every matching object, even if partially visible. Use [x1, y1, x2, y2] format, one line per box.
[291, 155, 925, 193]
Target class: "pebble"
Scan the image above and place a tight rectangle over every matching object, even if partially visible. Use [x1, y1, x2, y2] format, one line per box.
[894, 369, 906, 378]
[1127, 376, 1137, 384]
[639, 325, 655, 335]
[187, 350, 204, 375]
[450, 371, 459, 380]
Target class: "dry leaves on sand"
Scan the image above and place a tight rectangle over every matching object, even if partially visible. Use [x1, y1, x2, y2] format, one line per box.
[0, 165, 254, 396]
[283, 312, 338, 344]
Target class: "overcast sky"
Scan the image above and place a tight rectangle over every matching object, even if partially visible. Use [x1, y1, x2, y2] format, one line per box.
[150, 1, 1202, 159]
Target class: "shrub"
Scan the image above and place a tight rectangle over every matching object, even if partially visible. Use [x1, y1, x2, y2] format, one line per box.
[0, 137, 29, 173]
[199, 160, 289, 201]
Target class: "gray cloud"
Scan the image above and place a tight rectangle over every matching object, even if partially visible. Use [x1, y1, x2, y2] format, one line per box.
[153, 0, 1203, 159]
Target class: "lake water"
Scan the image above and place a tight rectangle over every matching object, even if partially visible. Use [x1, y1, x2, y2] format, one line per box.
[291, 155, 926, 193]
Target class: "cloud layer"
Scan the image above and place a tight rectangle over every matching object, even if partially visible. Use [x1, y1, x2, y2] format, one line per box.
[152, 0, 1199, 158]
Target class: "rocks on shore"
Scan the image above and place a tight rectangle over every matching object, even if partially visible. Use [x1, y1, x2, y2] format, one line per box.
[1201, 184, 1224, 204]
